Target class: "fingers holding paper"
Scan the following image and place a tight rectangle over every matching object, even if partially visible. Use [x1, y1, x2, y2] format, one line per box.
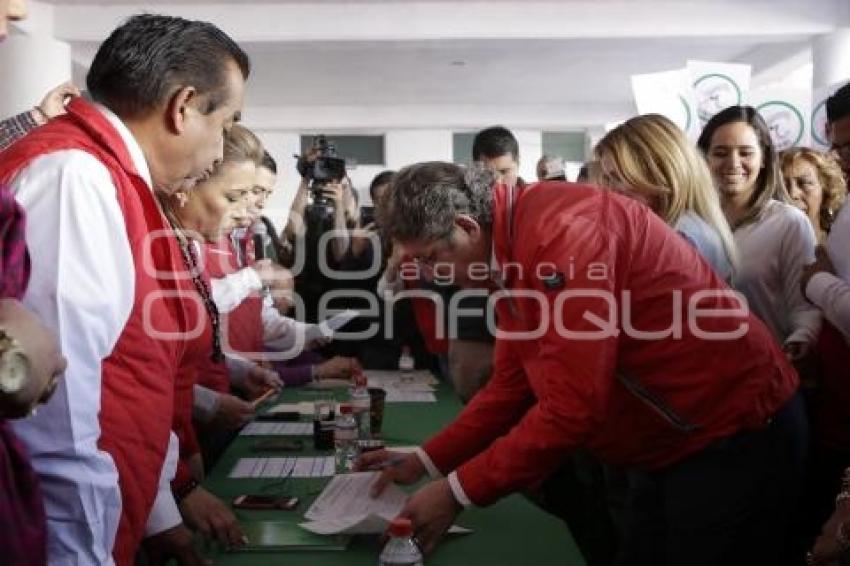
[355, 450, 425, 496]
[397, 478, 462, 555]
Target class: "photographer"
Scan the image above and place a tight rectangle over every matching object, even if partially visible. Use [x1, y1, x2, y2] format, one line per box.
[285, 136, 359, 323]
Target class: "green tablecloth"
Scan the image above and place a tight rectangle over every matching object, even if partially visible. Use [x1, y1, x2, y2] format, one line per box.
[202, 380, 585, 565]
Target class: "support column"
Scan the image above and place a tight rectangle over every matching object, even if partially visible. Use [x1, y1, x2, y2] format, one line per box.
[0, 33, 71, 119]
[813, 28, 850, 89]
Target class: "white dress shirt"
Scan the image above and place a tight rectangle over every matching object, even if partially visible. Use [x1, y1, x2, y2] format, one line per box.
[10, 104, 181, 563]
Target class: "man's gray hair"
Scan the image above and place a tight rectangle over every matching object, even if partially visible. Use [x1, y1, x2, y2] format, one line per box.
[379, 161, 495, 243]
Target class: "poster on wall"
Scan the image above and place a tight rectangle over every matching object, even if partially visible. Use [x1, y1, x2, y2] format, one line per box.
[749, 88, 811, 151]
[631, 69, 700, 140]
[687, 60, 751, 127]
[811, 82, 844, 151]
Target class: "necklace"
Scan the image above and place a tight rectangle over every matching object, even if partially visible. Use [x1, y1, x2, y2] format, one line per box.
[163, 206, 224, 363]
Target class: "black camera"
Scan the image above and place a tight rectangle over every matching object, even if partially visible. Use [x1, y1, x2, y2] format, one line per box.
[298, 135, 346, 187]
[297, 135, 347, 228]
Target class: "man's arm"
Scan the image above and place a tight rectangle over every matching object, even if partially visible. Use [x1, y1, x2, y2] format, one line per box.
[807, 272, 850, 341]
[0, 110, 41, 152]
[0, 83, 81, 151]
[439, 226, 618, 507]
[421, 335, 535, 477]
[781, 209, 821, 348]
[10, 150, 134, 563]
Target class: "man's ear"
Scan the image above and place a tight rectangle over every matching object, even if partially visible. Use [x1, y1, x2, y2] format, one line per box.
[166, 86, 198, 135]
[455, 214, 482, 240]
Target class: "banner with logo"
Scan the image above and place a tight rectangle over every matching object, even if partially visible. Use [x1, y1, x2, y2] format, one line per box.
[631, 69, 700, 140]
[811, 82, 844, 151]
[749, 88, 811, 152]
[687, 60, 751, 128]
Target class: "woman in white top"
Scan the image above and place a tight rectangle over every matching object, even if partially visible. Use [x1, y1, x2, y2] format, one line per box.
[697, 105, 820, 360]
[592, 113, 737, 282]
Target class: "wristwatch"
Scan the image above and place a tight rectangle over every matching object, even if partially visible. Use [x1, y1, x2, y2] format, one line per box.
[0, 329, 30, 394]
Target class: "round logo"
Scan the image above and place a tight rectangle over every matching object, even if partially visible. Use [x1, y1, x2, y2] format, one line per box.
[693, 73, 743, 124]
[756, 100, 804, 151]
[812, 99, 829, 147]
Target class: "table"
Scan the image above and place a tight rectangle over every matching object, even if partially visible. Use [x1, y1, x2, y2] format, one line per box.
[203, 379, 586, 565]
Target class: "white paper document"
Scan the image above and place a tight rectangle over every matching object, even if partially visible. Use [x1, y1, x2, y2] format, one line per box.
[229, 457, 335, 479]
[266, 402, 317, 416]
[307, 310, 359, 342]
[365, 369, 439, 388]
[300, 472, 471, 536]
[240, 422, 313, 436]
[384, 391, 437, 403]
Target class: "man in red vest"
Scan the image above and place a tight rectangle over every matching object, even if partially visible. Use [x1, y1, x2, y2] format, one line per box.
[362, 162, 806, 565]
[0, 14, 249, 565]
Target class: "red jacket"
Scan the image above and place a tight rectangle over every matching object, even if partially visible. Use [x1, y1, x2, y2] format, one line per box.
[423, 181, 798, 506]
[0, 99, 190, 563]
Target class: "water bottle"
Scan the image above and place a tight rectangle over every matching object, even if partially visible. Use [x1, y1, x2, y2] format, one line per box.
[378, 517, 424, 566]
[350, 371, 371, 438]
[334, 404, 358, 473]
[398, 345, 414, 373]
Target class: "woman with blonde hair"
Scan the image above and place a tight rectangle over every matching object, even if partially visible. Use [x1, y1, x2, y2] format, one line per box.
[780, 147, 847, 244]
[592, 113, 737, 281]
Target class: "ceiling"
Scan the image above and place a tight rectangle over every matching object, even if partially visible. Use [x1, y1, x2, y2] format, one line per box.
[18, 0, 850, 129]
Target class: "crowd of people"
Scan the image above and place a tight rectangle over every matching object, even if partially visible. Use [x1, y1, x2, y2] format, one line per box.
[2, 3, 850, 566]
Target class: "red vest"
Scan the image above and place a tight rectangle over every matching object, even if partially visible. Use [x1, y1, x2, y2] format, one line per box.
[206, 235, 264, 360]
[171, 258, 213, 492]
[0, 99, 189, 564]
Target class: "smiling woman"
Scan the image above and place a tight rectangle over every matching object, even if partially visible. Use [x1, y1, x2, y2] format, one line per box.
[698, 105, 821, 361]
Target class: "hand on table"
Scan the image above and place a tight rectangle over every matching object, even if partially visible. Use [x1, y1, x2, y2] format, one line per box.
[397, 478, 462, 555]
[143, 523, 210, 566]
[179, 486, 247, 549]
[314, 356, 359, 381]
[355, 450, 426, 496]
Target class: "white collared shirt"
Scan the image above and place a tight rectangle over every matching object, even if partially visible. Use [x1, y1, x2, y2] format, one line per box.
[10, 104, 180, 564]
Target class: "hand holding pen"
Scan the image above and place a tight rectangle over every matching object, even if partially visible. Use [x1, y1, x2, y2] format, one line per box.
[354, 449, 427, 497]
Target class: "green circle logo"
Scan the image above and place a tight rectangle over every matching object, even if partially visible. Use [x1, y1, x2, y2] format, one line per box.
[693, 73, 743, 122]
[756, 100, 804, 150]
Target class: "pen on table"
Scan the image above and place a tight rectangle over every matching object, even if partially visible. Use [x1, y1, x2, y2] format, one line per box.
[252, 388, 276, 409]
[367, 455, 407, 471]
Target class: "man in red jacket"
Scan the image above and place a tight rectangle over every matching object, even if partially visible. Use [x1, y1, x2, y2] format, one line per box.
[361, 162, 805, 565]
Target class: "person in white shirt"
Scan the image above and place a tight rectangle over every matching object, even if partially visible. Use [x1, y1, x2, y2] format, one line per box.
[0, 14, 249, 564]
[592, 113, 738, 282]
[697, 105, 820, 360]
